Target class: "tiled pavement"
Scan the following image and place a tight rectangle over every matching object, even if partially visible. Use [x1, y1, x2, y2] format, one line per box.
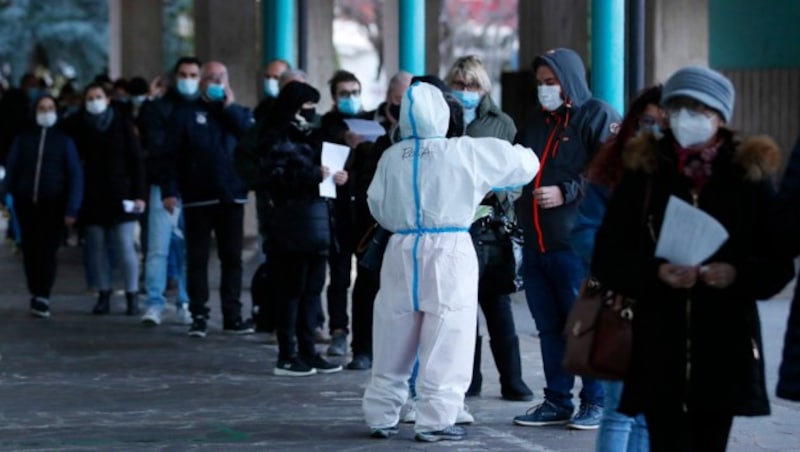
[1, 220, 799, 451]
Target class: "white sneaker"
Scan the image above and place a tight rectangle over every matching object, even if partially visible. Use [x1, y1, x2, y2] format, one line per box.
[400, 399, 417, 424]
[175, 305, 192, 325]
[456, 404, 475, 424]
[140, 307, 162, 326]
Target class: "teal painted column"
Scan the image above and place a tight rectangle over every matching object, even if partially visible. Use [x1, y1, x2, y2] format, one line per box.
[591, 0, 625, 114]
[262, 0, 296, 67]
[399, 0, 425, 75]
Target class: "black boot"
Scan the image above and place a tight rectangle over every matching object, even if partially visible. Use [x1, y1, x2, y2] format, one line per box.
[491, 335, 534, 401]
[125, 291, 140, 316]
[466, 335, 482, 397]
[92, 290, 111, 315]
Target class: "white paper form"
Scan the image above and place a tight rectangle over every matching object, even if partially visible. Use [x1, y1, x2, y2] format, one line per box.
[320, 142, 351, 198]
[343, 119, 386, 142]
[654, 195, 729, 266]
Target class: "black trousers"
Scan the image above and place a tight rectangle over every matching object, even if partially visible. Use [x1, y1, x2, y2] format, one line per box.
[479, 292, 517, 338]
[350, 265, 379, 357]
[646, 409, 734, 452]
[15, 198, 65, 299]
[272, 251, 327, 360]
[326, 243, 354, 333]
[184, 203, 244, 321]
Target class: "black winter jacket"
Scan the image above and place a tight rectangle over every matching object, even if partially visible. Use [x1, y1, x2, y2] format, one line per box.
[65, 109, 145, 226]
[261, 137, 330, 256]
[515, 48, 621, 253]
[776, 135, 800, 401]
[137, 90, 200, 185]
[592, 131, 794, 417]
[161, 100, 253, 206]
[5, 127, 83, 217]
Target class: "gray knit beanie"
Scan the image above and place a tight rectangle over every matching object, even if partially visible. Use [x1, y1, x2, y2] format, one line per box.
[661, 66, 735, 123]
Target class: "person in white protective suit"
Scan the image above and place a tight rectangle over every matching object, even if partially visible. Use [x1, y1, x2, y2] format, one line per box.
[362, 82, 540, 443]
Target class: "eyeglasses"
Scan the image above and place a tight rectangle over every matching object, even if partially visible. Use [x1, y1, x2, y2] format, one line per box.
[450, 80, 481, 91]
[337, 89, 360, 98]
[638, 115, 658, 128]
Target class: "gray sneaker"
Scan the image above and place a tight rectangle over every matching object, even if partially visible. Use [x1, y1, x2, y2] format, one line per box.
[140, 306, 163, 326]
[327, 329, 347, 356]
[175, 305, 192, 325]
[513, 400, 572, 427]
[415, 425, 466, 442]
[566, 404, 603, 430]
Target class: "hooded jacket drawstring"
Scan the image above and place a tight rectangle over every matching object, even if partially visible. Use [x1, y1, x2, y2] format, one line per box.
[531, 109, 569, 252]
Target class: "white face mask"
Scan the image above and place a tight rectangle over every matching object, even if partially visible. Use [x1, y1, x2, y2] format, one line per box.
[669, 108, 717, 149]
[36, 111, 57, 128]
[86, 99, 108, 115]
[537, 85, 563, 111]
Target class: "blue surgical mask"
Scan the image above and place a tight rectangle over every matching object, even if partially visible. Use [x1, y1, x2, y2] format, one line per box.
[337, 96, 361, 116]
[263, 78, 279, 98]
[176, 78, 199, 97]
[463, 108, 477, 126]
[453, 90, 481, 110]
[205, 83, 226, 102]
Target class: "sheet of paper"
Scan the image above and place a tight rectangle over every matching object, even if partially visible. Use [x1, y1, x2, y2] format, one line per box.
[320, 142, 351, 198]
[168, 206, 184, 240]
[654, 195, 729, 266]
[343, 118, 386, 142]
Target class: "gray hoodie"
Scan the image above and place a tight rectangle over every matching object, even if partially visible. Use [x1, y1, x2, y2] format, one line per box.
[515, 48, 621, 253]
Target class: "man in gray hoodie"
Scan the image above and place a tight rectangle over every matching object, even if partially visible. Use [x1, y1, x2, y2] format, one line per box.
[512, 48, 621, 431]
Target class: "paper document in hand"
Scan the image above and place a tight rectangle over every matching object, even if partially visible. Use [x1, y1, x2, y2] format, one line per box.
[343, 119, 386, 142]
[320, 142, 351, 198]
[654, 195, 729, 266]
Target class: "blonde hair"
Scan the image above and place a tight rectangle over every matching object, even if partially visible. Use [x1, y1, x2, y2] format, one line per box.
[445, 55, 492, 93]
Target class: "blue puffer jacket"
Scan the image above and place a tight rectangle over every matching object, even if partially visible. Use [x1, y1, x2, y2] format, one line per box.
[161, 100, 254, 206]
[5, 126, 83, 217]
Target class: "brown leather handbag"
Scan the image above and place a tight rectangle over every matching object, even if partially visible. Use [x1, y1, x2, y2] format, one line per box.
[563, 277, 634, 380]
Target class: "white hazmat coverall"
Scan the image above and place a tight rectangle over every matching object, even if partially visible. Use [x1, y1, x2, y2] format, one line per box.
[362, 82, 540, 432]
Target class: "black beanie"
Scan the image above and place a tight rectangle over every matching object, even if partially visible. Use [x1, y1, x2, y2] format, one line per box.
[276, 81, 320, 115]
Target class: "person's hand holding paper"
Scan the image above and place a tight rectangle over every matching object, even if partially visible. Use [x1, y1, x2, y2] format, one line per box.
[320, 142, 351, 198]
[654, 196, 731, 289]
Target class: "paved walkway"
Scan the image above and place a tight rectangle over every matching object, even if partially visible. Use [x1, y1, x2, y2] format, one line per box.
[1, 221, 799, 451]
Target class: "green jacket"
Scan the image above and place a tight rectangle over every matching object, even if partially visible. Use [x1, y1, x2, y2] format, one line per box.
[466, 95, 520, 221]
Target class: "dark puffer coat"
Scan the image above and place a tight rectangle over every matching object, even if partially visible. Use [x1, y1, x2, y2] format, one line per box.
[592, 130, 794, 417]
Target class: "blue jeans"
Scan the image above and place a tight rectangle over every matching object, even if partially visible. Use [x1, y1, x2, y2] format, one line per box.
[144, 185, 188, 308]
[521, 247, 603, 410]
[596, 380, 649, 452]
[85, 221, 138, 292]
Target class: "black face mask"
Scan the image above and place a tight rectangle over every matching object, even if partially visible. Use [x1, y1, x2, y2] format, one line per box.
[388, 103, 401, 121]
[300, 107, 316, 123]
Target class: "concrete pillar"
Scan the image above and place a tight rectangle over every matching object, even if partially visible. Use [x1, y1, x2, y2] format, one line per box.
[301, 1, 336, 112]
[424, 0, 442, 76]
[518, 0, 589, 70]
[382, 0, 400, 79]
[399, 0, 425, 75]
[108, 0, 164, 80]
[591, 0, 625, 114]
[646, 0, 709, 84]
[194, 0, 260, 107]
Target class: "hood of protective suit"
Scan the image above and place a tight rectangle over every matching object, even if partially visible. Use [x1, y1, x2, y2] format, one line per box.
[398, 82, 450, 139]
[534, 48, 592, 108]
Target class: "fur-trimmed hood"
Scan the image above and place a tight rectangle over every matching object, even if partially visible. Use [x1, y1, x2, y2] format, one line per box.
[623, 131, 782, 181]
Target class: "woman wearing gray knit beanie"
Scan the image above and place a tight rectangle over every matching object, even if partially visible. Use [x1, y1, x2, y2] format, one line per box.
[590, 66, 794, 452]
